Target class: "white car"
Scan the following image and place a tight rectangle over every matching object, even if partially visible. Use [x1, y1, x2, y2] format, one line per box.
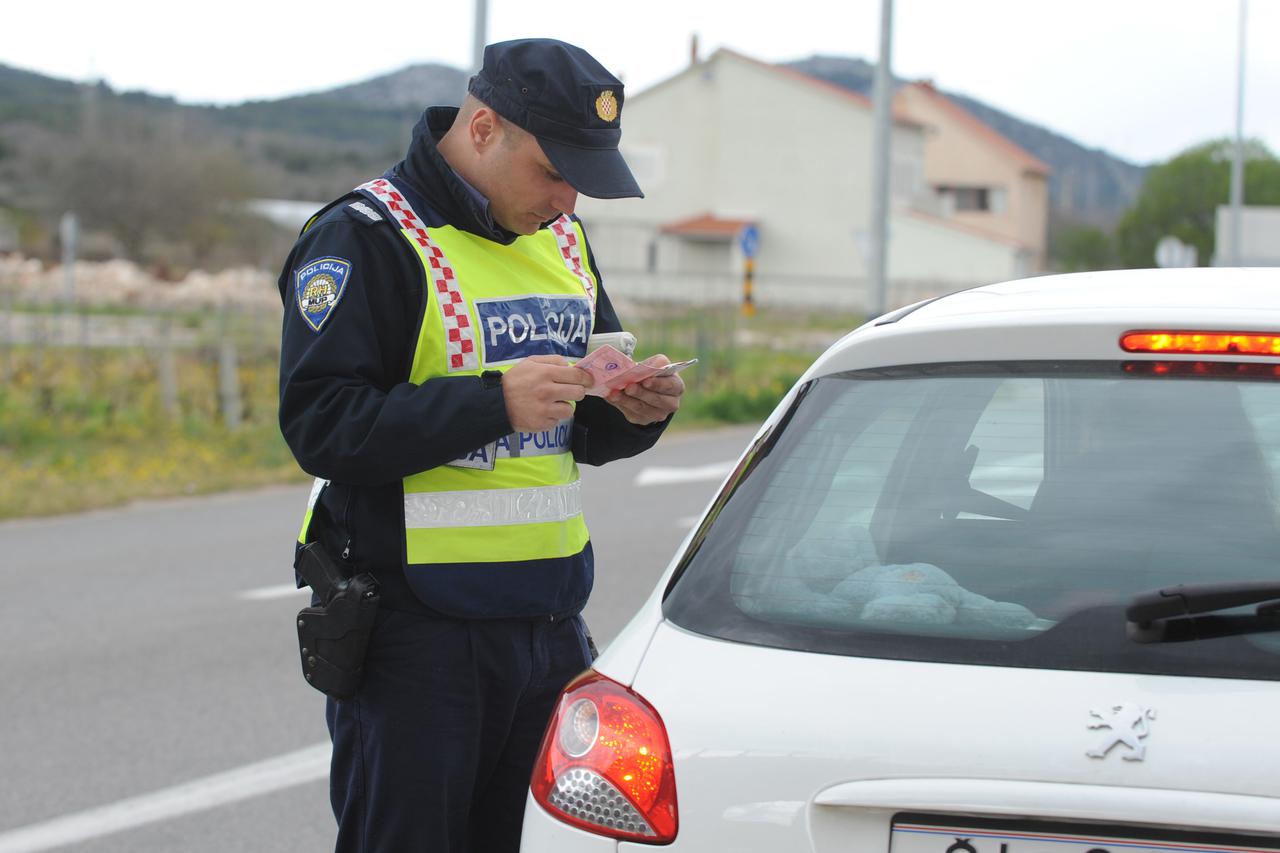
[521, 268, 1280, 852]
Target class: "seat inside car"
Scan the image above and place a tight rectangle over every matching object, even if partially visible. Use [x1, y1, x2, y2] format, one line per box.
[1028, 378, 1279, 604]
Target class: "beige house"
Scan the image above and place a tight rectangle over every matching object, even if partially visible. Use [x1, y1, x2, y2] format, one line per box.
[577, 49, 1046, 311]
[894, 81, 1051, 270]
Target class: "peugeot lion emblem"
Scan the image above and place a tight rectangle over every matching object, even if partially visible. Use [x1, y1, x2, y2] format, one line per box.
[1086, 702, 1156, 761]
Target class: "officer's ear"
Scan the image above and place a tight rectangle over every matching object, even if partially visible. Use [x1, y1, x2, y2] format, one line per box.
[468, 107, 501, 154]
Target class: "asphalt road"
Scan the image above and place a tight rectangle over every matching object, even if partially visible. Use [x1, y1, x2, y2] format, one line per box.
[0, 425, 757, 853]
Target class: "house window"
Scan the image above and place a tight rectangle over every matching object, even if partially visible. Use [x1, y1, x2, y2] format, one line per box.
[937, 185, 1005, 214]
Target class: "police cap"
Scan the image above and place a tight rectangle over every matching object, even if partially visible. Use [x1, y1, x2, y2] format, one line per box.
[469, 38, 644, 200]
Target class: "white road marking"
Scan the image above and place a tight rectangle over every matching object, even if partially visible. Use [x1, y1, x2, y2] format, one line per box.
[239, 583, 309, 601]
[634, 461, 735, 487]
[0, 743, 330, 853]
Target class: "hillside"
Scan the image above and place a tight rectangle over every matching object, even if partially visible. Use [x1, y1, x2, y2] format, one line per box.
[0, 61, 467, 212]
[0, 63, 97, 132]
[787, 56, 1147, 228]
[211, 62, 466, 144]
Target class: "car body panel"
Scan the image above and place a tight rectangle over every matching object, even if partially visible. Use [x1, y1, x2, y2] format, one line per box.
[627, 622, 1280, 849]
[591, 580, 666, 688]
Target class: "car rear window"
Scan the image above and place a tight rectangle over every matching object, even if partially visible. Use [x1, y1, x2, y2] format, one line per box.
[663, 362, 1280, 680]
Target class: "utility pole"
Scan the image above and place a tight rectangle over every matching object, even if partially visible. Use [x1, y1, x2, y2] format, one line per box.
[868, 0, 894, 317]
[472, 0, 489, 75]
[60, 212, 79, 304]
[1228, 0, 1248, 265]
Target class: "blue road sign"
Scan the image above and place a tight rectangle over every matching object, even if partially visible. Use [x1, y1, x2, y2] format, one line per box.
[738, 224, 760, 259]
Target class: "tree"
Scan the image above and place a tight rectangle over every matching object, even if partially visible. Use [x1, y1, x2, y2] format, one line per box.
[1050, 223, 1114, 272]
[58, 103, 262, 268]
[1114, 139, 1280, 268]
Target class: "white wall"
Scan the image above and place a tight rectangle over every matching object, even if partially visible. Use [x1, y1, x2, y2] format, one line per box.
[890, 212, 1027, 283]
[1213, 205, 1280, 266]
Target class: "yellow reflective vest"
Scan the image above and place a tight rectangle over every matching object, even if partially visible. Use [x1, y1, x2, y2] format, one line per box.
[299, 177, 600, 616]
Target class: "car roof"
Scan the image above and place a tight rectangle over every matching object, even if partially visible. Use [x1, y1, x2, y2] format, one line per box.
[905, 267, 1280, 323]
[808, 268, 1280, 378]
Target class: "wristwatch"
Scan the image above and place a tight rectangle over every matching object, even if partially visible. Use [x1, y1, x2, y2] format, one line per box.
[480, 370, 503, 390]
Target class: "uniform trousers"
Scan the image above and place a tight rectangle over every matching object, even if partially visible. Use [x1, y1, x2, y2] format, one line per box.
[325, 607, 593, 853]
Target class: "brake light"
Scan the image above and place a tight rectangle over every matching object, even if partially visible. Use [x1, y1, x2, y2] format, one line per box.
[530, 670, 678, 843]
[1121, 331, 1280, 356]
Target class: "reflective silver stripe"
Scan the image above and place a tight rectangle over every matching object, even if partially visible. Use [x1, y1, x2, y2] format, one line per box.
[307, 477, 329, 510]
[404, 481, 582, 529]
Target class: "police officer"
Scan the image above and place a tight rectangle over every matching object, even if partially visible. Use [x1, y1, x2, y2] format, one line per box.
[277, 39, 683, 853]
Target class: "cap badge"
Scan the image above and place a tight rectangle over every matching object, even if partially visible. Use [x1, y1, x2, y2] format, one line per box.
[595, 90, 619, 122]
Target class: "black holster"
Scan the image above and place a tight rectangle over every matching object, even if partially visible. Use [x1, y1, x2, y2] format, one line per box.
[295, 542, 380, 701]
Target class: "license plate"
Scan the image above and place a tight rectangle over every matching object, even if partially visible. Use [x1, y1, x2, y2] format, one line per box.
[891, 814, 1280, 853]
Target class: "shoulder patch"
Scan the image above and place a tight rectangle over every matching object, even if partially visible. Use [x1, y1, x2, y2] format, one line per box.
[347, 201, 383, 224]
[295, 257, 352, 332]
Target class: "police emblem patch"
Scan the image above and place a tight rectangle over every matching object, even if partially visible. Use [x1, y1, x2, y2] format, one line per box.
[295, 257, 352, 332]
[595, 90, 618, 122]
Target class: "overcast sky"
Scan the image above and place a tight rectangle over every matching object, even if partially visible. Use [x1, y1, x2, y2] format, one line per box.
[3, 0, 1276, 165]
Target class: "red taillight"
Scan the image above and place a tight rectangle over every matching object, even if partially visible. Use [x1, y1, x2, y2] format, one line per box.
[530, 670, 678, 843]
[1121, 331, 1280, 356]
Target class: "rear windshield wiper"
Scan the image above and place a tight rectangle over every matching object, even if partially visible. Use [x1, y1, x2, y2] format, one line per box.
[1126, 582, 1280, 644]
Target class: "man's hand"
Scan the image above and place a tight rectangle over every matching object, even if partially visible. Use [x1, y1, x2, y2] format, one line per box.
[502, 356, 592, 431]
[605, 354, 685, 425]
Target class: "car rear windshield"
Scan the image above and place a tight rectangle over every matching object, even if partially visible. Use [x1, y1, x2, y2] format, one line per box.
[663, 362, 1280, 680]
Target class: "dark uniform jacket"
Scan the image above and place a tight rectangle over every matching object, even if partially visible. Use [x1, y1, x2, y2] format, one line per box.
[277, 107, 667, 616]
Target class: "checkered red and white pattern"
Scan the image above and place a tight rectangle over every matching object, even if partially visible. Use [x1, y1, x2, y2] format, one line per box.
[549, 216, 597, 308]
[356, 178, 478, 372]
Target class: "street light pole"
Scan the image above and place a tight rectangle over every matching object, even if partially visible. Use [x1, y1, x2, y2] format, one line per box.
[868, 0, 894, 317]
[472, 0, 489, 75]
[1228, 0, 1247, 265]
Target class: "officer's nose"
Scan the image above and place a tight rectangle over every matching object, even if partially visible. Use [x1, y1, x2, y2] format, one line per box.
[555, 187, 578, 217]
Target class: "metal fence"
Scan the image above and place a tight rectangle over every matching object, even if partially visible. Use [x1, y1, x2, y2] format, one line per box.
[0, 288, 281, 431]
